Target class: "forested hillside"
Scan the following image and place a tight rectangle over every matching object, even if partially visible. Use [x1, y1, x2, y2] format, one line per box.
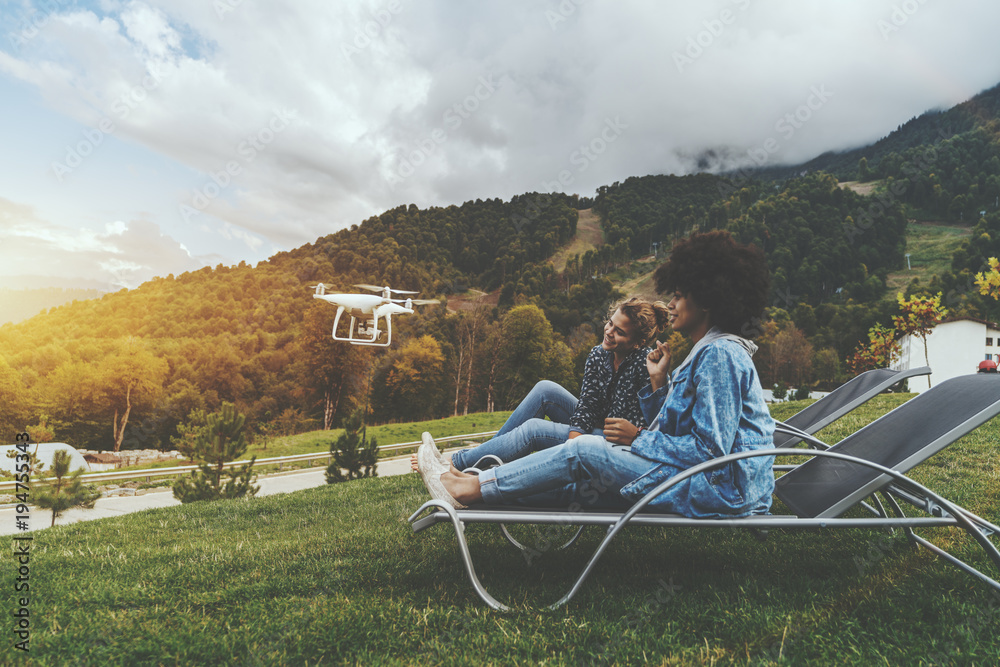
[4, 80, 1000, 452]
[0, 287, 103, 325]
[0, 193, 603, 451]
[733, 79, 1000, 322]
[748, 82, 1000, 182]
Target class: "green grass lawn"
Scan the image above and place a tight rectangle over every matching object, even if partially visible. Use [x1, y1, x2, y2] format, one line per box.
[885, 220, 972, 295]
[244, 411, 512, 460]
[7, 395, 1000, 665]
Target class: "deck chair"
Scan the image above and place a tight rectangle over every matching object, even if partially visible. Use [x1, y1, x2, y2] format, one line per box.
[409, 373, 1000, 611]
[773, 365, 930, 448]
[479, 366, 929, 553]
[419, 367, 929, 566]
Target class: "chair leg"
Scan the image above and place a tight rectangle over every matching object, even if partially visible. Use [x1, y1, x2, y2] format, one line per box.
[409, 500, 511, 611]
[499, 524, 586, 556]
[548, 525, 622, 610]
[879, 491, 918, 549]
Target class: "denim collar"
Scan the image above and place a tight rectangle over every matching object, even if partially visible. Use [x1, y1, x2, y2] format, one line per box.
[672, 327, 758, 378]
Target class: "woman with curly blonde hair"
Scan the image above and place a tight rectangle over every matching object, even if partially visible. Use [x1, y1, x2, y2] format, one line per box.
[419, 230, 776, 519]
[412, 296, 669, 474]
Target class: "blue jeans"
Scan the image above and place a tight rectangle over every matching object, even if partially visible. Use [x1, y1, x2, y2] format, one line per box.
[494, 380, 577, 438]
[478, 435, 658, 509]
[451, 381, 599, 471]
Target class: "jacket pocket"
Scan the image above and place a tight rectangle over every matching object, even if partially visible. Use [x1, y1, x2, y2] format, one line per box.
[689, 463, 746, 517]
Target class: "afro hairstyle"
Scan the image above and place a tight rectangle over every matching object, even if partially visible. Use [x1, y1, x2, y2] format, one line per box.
[653, 230, 770, 338]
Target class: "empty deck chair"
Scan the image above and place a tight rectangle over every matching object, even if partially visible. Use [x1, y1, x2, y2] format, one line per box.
[446, 367, 930, 558]
[409, 373, 1000, 611]
[488, 366, 928, 551]
[773, 365, 929, 448]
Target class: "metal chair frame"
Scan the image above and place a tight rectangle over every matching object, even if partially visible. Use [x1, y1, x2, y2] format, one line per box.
[409, 373, 1000, 611]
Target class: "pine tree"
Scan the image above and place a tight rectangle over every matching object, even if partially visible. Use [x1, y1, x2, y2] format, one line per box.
[172, 403, 259, 503]
[858, 156, 872, 182]
[34, 450, 100, 527]
[325, 409, 378, 483]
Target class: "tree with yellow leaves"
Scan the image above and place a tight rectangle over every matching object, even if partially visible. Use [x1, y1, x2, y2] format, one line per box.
[892, 292, 948, 388]
[848, 324, 901, 376]
[975, 257, 1000, 301]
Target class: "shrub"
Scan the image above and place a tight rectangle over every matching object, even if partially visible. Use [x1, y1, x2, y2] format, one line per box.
[772, 381, 788, 401]
[326, 409, 378, 483]
[172, 403, 259, 503]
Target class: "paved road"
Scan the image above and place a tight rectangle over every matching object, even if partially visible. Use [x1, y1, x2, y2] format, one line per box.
[0, 454, 416, 535]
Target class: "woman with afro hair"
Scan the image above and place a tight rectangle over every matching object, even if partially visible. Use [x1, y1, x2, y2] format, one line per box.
[417, 230, 776, 519]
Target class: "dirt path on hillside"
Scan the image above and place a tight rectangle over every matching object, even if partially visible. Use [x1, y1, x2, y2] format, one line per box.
[617, 258, 662, 301]
[838, 180, 878, 196]
[550, 208, 603, 273]
[446, 288, 499, 313]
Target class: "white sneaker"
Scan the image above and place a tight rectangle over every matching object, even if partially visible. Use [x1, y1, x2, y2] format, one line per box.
[422, 431, 450, 470]
[417, 440, 466, 509]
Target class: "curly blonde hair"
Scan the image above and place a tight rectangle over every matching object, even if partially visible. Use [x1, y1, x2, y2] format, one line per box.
[607, 296, 671, 346]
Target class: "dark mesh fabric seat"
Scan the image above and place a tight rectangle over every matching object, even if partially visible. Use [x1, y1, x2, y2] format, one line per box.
[776, 373, 1000, 517]
[773, 366, 929, 448]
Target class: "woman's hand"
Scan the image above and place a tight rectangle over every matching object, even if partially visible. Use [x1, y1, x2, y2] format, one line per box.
[646, 340, 671, 391]
[603, 418, 639, 446]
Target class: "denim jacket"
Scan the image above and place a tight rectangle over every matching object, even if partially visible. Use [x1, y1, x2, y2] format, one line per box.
[620, 338, 776, 518]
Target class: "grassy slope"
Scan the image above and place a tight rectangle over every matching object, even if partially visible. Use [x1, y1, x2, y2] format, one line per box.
[886, 220, 972, 295]
[615, 257, 661, 301]
[549, 208, 603, 273]
[8, 395, 1000, 665]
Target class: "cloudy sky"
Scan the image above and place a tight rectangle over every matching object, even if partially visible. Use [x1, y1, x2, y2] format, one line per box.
[2, 0, 1000, 291]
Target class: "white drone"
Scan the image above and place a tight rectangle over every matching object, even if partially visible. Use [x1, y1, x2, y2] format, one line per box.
[311, 283, 438, 347]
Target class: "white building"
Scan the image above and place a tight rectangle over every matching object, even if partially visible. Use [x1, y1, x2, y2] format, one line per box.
[0, 443, 90, 475]
[892, 317, 1000, 392]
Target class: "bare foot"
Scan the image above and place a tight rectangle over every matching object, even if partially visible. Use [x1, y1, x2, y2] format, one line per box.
[413, 451, 457, 474]
[440, 470, 483, 505]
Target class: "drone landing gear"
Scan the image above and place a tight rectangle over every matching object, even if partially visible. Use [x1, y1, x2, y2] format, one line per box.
[331, 306, 391, 347]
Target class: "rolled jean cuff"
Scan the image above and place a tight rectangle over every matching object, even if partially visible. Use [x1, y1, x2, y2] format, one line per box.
[450, 448, 469, 471]
[477, 468, 502, 505]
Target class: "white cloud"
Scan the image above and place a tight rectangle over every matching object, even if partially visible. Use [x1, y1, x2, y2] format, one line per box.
[2, 0, 1000, 289]
[0, 197, 211, 289]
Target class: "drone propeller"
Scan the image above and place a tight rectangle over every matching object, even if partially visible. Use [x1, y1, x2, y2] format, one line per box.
[309, 283, 328, 295]
[391, 298, 439, 306]
[354, 283, 419, 295]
